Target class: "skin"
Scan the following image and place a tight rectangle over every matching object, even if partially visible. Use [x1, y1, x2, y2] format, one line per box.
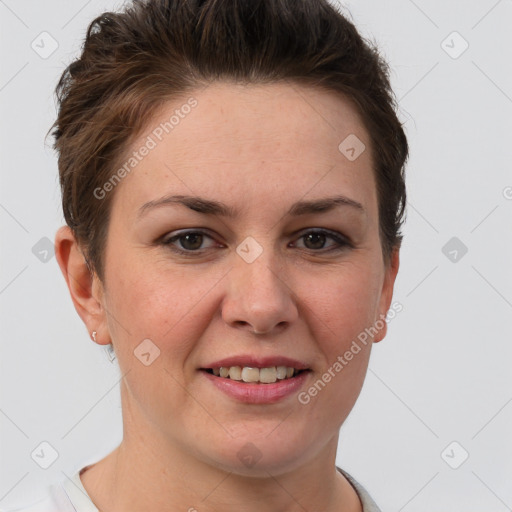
[55, 82, 399, 512]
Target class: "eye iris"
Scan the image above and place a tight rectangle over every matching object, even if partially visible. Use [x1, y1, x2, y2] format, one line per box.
[181, 233, 203, 250]
[304, 232, 326, 250]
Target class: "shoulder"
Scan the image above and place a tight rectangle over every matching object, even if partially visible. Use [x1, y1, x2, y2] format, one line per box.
[1, 484, 76, 512]
[337, 466, 383, 512]
[3, 496, 54, 512]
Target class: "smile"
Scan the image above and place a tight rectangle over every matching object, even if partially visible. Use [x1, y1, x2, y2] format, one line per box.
[203, 366, 308, 384]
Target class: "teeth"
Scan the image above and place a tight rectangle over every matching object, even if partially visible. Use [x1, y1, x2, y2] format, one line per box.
[213, 366, 301, 384]
[259, 367, 277, 383]
[276, 366, 287, 379]
[229, 366, 242, 380]
[241, 367, 260, 383]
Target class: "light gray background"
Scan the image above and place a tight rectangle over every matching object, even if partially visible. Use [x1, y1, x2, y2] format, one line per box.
[1, 0, 511, 510]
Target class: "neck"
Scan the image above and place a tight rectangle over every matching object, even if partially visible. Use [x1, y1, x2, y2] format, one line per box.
[80, 388, 362, 512]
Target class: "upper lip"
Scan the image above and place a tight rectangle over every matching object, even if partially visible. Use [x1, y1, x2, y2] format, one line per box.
[201, 355, 310, 370]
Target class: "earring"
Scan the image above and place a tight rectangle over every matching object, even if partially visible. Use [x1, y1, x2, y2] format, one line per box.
[91, 331, 97, 342]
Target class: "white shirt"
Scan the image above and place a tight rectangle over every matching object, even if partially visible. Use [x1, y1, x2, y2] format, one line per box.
[5, 468, 98, 512]
[5, 466, 381, 512]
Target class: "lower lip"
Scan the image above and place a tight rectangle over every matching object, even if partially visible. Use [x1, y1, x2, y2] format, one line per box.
[201, 370, 310, 404]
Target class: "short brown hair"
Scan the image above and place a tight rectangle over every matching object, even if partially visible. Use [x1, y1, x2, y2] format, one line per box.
[51, 0, 408, 282]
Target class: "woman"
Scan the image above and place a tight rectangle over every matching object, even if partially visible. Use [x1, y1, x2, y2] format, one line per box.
[14, 0, 408, 510]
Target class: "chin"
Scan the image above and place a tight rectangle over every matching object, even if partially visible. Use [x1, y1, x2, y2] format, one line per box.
[195, 427, 322, 478]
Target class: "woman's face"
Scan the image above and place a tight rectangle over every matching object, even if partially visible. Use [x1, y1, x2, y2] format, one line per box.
[96, 82, 398, 474]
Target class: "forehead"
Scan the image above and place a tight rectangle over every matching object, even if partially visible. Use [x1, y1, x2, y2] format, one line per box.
[110, 81, 376, 218]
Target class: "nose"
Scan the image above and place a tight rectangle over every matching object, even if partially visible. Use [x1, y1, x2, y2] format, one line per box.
[221, 251, 298, 335]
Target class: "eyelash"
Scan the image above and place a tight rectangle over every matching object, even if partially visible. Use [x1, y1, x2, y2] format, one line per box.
[160, 228, 351, 256]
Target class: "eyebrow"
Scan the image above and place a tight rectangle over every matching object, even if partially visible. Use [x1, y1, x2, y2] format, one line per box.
[137, 194, 365, 220]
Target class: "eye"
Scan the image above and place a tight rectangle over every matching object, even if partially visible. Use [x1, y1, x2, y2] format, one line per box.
[160, 228, 350, 256]
[292, 229, 350, 252]
[161, 230, 220, 254]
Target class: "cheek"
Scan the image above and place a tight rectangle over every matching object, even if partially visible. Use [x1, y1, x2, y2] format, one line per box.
[102, 262, 225, 417]
[304, 262, 382, 342]
[296, 263, 381, 404]
[104, 254, 226, 358]
[305, 265, 380, 392]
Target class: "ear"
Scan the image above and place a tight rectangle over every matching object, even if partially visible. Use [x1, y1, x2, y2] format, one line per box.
[54, 226, 110, 345]
[373, 248, 400, 343]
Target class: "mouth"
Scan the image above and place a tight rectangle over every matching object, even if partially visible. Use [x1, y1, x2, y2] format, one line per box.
[199, 356, 312, 403]
[201, 366, 310, 384]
